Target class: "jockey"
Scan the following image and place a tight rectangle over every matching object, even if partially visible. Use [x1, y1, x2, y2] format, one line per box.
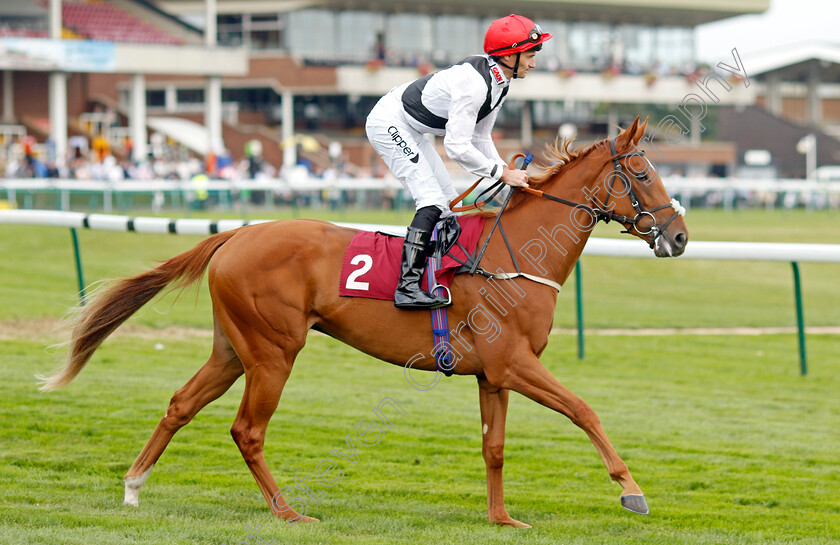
[366, 14, 552, 309]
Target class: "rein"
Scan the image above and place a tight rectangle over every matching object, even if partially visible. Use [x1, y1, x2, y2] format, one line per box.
[520, 137, 685, 249]
[450, 176, 505, 213]
[448, 153, 563, 292]
[446, 136, 686, 286]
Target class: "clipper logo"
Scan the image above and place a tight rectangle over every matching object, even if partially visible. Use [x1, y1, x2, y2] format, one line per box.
[388, 126, 420, 163]
[490, 65, 504, 84]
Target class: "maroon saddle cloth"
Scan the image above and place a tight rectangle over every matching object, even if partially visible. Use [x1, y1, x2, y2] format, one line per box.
[339, 214, 487, 300]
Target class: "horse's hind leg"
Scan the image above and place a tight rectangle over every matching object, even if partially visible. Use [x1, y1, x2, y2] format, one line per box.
[124, 318, 244, 506]
[228, 334, 317, 524]
[499, 354, 649, 515]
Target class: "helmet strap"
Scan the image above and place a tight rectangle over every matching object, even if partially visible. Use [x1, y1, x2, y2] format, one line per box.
[493, 53, 522, 79]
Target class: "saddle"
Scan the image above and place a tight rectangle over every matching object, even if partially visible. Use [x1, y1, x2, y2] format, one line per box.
[338, 214, 486, 301]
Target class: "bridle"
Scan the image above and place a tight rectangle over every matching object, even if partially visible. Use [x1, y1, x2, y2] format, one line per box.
[447, 135, 687, 282]
[518, 136, 686, 249]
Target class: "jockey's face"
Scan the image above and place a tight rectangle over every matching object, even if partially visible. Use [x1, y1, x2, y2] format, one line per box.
[516, 50, 538, 78]
[498, 50, 538, 79]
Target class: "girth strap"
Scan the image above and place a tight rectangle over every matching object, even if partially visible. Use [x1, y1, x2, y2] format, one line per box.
[489, 271, 562, 292]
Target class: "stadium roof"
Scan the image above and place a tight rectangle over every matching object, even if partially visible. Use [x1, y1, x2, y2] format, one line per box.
[0, 0, 45, 17]
[153, 0, 769, 26]
[747, 41, 840, 82]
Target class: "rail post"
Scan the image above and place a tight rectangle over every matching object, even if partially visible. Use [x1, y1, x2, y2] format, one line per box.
[70, 228, 86, 304]
[791, 261, 807, 376]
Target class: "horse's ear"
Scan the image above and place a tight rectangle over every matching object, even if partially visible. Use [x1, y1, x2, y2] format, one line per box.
[616, 116, 640, 149]
[635, 117, 648, 144]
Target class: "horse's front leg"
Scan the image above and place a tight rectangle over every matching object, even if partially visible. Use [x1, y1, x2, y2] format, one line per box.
[477, 377, 530, 528]
[495, 354, 649, 515]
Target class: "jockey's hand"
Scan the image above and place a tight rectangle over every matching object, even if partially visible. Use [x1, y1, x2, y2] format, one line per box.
[500, 167, 529, 188]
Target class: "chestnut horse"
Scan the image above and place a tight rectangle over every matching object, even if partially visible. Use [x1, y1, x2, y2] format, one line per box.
[40, 117, 687, 527]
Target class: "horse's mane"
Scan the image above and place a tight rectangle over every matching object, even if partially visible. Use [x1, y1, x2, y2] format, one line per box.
[529, 137, 604, 185]
[471, 137, 604, 218]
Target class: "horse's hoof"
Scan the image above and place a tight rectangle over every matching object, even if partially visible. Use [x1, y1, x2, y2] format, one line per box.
[620, 494, 649, 515]
[492, 517, 531, 529]
[276, 512, 320, 524]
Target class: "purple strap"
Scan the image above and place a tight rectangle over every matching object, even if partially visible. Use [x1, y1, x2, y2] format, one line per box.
[427, 228, 454, 376]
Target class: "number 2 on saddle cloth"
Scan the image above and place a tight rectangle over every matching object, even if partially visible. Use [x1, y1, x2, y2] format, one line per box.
[338, 153, 534, 376]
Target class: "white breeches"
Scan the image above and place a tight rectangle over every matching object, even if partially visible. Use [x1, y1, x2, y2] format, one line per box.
[366, 94, 458, 213]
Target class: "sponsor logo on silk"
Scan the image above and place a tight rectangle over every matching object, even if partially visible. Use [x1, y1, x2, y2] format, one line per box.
[491, 65, 504, 84]
[388, 126, 420, 163]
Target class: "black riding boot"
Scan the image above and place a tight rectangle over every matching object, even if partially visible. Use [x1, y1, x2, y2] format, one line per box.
[394, 227, 450, 309]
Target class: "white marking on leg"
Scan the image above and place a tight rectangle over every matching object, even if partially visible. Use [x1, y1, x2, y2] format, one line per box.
[483, 423, 488, 435]
[124, 465, 154, 507]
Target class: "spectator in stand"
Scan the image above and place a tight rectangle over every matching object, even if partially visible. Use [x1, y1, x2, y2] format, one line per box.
[303, 102, 321, 131]
[374, 32, 387, 61]
[92, 135, 110, 162]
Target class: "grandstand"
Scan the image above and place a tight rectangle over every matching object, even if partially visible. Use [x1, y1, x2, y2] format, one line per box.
[0, 0, 198, 44]
[60, 1, 182, 45]
[8, 0, 840, 181]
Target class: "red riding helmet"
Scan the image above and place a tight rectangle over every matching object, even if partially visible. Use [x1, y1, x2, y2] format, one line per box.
[484, 14, 553, 57]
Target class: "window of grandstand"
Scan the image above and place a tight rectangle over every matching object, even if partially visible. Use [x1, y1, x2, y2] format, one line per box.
[146, 90, 166, 108]
[387, 13, 433, 66]
[535, 20, 569, 71]
[655, 27, 694, 72]
[216, 13, 284, 49]
[222, 88, 278, 114]
[250, 13, 283, 50]
[271, 10, 694, 73]
[433, 16, 482, 66]
[288, 9, 336, 61]
[568, 22, 612, 72]
[336, 11, 385, 63]
[618, 25, 656, 74]
[177, 89, 204, 104]
[217, 14, 243, 46]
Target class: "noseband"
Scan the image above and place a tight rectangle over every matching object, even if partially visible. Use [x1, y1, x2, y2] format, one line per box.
[522, 136, 685, 249]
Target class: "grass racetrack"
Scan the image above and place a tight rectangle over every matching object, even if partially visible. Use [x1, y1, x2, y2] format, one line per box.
[1, 208, 838, 544]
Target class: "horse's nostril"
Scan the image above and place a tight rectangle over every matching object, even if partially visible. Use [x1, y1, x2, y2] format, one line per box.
[674, 232, 687, 247]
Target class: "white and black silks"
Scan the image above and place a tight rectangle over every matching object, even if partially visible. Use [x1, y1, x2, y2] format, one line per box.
[365, 54, 511, 213]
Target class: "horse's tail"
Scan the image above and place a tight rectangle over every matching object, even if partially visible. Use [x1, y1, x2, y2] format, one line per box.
[38, 229, 239, 392]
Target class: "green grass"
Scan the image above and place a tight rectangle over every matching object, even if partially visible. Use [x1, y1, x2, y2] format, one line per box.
[2, 332, 839, 544]
[1, 207, 838, 543]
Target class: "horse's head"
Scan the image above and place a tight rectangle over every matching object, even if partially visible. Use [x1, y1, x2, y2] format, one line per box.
[581, 116, 688, 257]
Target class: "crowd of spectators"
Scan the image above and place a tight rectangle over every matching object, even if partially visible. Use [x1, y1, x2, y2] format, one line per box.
[0, 130, 380, 194]
[0, 134, 274, 183]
